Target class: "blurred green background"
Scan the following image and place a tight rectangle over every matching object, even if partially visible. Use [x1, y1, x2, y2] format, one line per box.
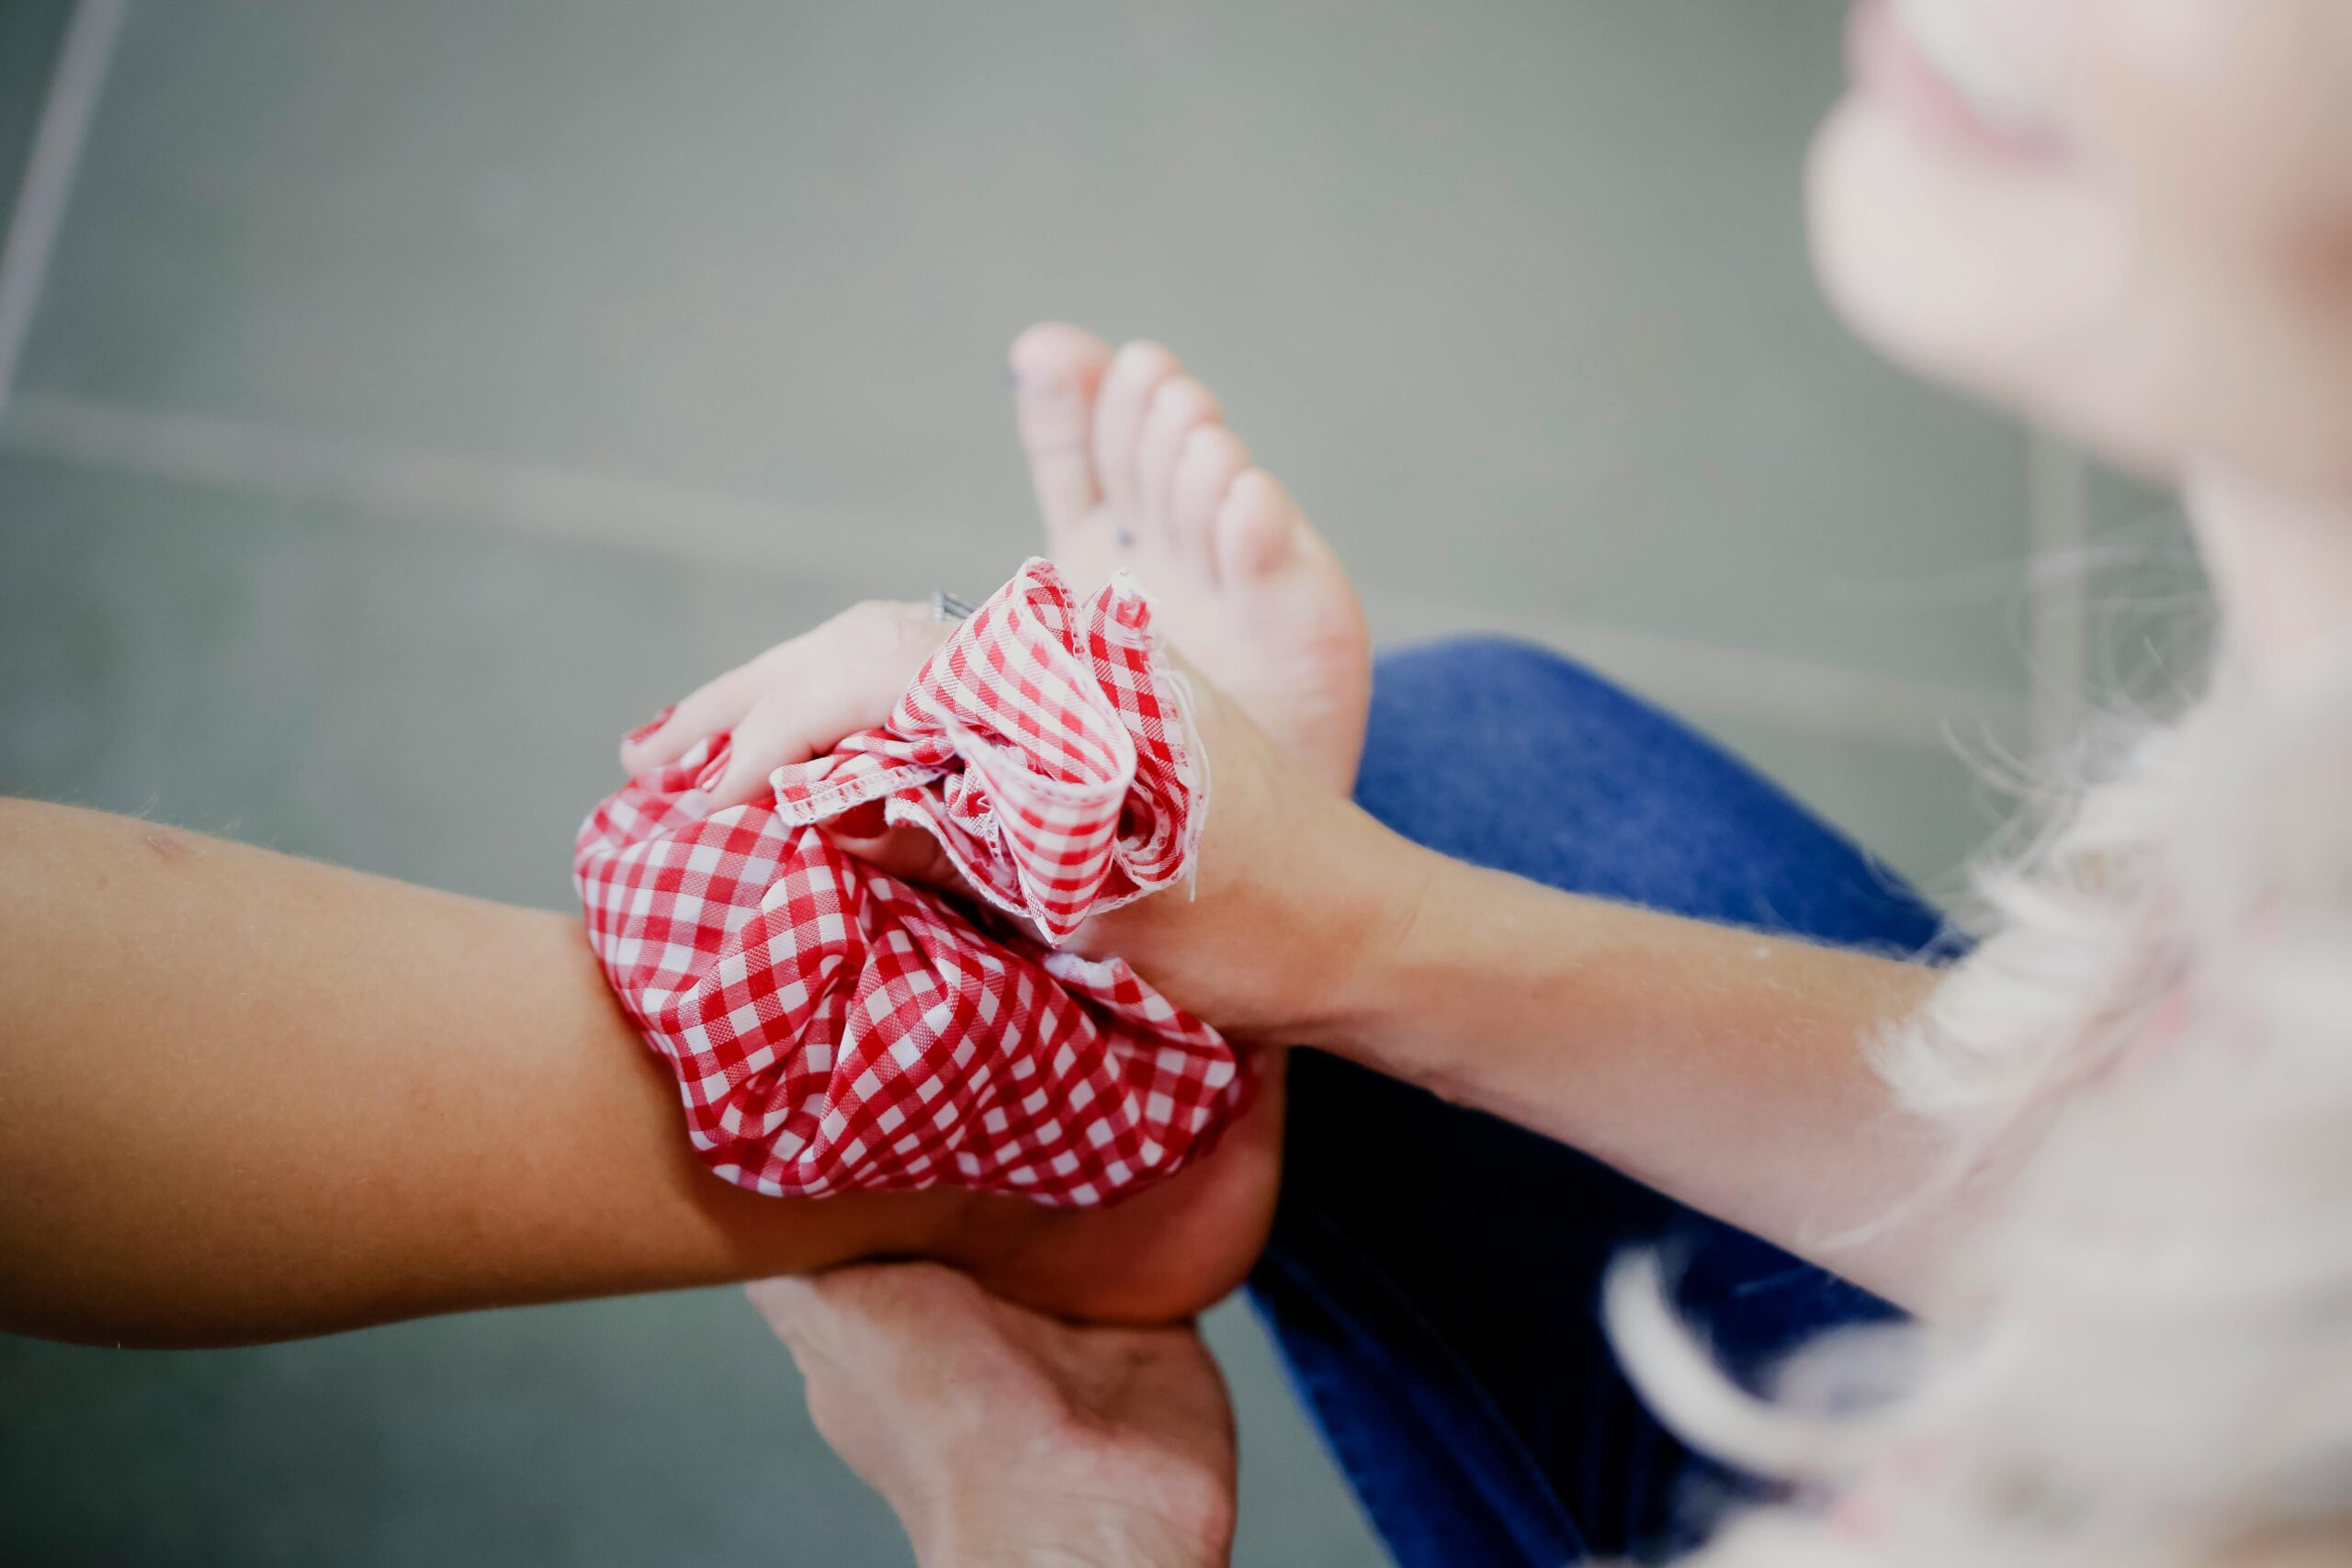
[0, 3, 2191, 1563]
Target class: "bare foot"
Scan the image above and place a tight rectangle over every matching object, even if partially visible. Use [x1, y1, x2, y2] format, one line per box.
[949, 326, 1374, 1324]
[1008, 323, 1372, 793]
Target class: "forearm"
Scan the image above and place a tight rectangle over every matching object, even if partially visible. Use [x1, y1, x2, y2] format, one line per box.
[0, 799, 960, 1346]
[923, 1510, 1227, 1568]
[1316, 831, 1959, 1305]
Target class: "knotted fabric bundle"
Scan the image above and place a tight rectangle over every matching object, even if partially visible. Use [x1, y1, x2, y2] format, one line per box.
[574, 559, 1250, 1206]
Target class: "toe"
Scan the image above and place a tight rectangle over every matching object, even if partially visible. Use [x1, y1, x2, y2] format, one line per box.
[1009, 323, 1114, 542]
[1169, 424, 1252, 580]
[1215, 468, 1302, 581]
[1092, 341, 1182, 528]
[1136, 376, 1223, 552]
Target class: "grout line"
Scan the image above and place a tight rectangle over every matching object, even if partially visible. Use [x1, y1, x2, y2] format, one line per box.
[2027, 430, 2092, 758]
[0, 389, 2022, 751]
[0, 390, 914, 586]
[0, 0, 128, 416]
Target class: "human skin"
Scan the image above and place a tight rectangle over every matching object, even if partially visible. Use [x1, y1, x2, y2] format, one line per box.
[0, 796, 932, 1343]
[6, 0, 2346, 1357]
[0, 789, 1283, 1346]
[1039, 0, 2352, 1303]
[764, 0, 2352, 1558]
[749, 1265, 1237, 1568]
[1813, 0, 2352, 695]
[0, 620, 1934, 1342]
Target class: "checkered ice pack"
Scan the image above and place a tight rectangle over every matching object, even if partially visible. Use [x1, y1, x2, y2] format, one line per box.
[574, 558, 1253, 1206]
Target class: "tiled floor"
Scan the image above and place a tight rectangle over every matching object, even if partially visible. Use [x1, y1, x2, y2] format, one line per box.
[0, 3, 2116, 1563]
[18, 0, 2050, 698]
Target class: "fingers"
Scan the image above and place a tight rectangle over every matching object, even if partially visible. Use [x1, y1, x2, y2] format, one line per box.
[693, 682, 872, 810]
[747, 1263, 995, 1380]
[745, 1275, 818, 1339]
[751, 1262, 969, 1328]
[745, 1273, 831, 1349]
[745, 1268, 966, 1538]
[619, 662, 760, 773]
[748, 1265, 1238, 1566]
[618, 601, 952, 804]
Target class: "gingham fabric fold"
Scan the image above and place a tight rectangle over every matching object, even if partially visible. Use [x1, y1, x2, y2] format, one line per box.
[574, 559, 1251, 1206]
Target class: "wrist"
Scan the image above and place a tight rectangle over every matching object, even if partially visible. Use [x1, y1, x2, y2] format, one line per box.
[1293, 809, 1455, 1056]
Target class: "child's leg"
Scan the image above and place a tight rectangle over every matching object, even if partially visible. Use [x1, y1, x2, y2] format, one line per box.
[0, 798, 1276, 1345]
[0, 798, 969, 1344]
[1250, 639, 1951, 1567]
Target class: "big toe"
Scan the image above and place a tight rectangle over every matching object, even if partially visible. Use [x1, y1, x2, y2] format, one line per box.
[1010, 322, 1115, 544]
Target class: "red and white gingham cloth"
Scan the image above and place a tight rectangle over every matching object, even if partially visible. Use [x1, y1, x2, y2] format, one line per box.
[574, 559, 1252, 1207]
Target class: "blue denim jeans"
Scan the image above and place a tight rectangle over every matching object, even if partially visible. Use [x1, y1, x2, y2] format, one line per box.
[1245, 639, 1950, 1566]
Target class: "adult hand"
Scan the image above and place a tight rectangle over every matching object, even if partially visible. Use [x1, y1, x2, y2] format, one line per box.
[750, 1265, 1237, 1568]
